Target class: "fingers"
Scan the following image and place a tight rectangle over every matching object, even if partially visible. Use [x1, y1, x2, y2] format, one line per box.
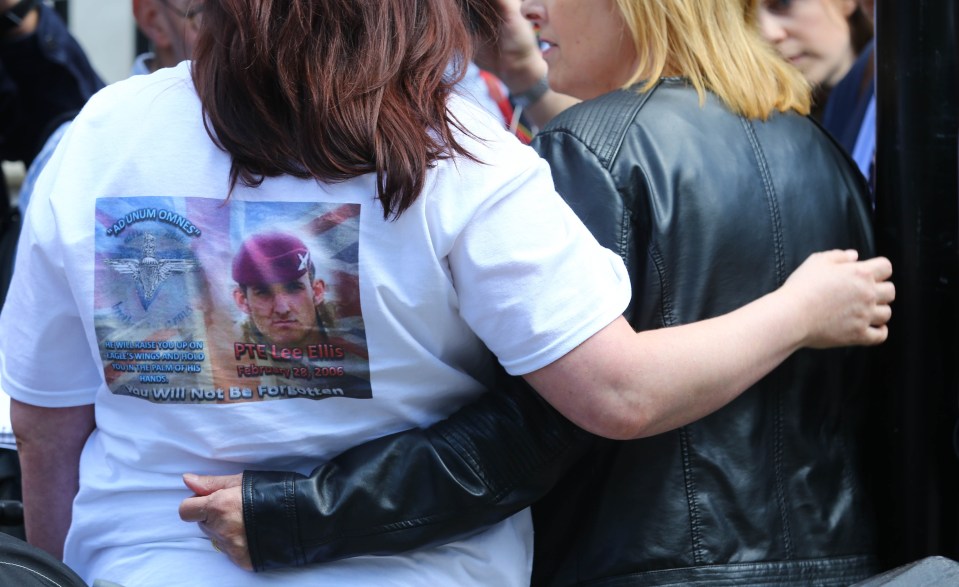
[179, 482, 254, 571]
[840, 248, 860, 262]
[791, 249, 896, 349]
[863, 258, 894, 340]
[196, 520, 254, 571]
[183, 473, 243, 496]
[859, 258, 894, 346]
[872, 302, 892, 325]
[859, 255, 893, 282]
[814, 249, 859, 263]
[191, 485, 253, 572]
[179, 494, 207, 522]
[876, 280, 896, 304]
[182, 473, 208, 496]
[178, 473, 242, 523]
[865, 324, 889, 345]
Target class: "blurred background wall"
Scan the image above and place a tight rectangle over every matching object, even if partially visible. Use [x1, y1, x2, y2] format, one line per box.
[54, 0, 137, 84]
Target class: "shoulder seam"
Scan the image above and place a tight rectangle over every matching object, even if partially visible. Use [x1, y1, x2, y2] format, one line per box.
[540, 85, 657, 169]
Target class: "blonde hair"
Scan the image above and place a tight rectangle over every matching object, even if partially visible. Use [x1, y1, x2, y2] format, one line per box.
[615, 0, 811, 118]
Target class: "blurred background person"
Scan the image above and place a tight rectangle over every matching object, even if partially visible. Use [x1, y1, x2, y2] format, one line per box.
[470, 0, 577, 131]
[17, 0, 201, 215]
[130, 0, 202, 75]
[758, 0, 873, 120]
[0, 0, 101, 538]
[0, 0, 102, 273]
[820, 0, 876, 189]
[1, 1, 202, 529]
[0, 0, 102, 197]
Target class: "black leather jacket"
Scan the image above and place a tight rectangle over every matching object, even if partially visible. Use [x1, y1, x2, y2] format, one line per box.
[243, 79, 879, 585]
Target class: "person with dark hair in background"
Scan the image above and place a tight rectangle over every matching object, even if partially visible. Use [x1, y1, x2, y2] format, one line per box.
[0, 0, 199, 544]
[183, 0, 888, 585]
[819, 0, 877, 190]
[2, 1, 891, 586]
[0, 0, 102, 287]
[0, 0, 102, 187]
[0, 0, 101, 541]
[759, 0, 877, 190]
[758, 0, 874, 120]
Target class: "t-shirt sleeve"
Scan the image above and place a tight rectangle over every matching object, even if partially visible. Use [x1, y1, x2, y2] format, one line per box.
[447, 151, 631, 376]
[0, 141, 102, 408]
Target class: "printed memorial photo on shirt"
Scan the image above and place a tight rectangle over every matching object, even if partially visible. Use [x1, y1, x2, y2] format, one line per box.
[94, 197, 371, 404]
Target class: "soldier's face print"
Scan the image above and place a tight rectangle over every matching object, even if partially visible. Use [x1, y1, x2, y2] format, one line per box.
[235, 274, 327, 347]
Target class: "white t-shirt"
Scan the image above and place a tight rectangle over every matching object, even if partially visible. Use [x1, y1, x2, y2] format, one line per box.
[0, 63, 629, 586]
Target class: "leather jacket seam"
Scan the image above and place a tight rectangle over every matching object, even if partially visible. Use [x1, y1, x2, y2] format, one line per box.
[773, 376, 794, 557]
[285, 475, 305, 566]
[738, 117, 794, 555]
[437, 418, 583, 502]
[680, 426, 705, 565]
[738, 117, 787, 285]
[647, 244, 674, 326]
[241, 472, 260, 570]
[436, 427, 503, 498]
[576, 554, 879, 586]
[595, 87, 656, 167]
[542, 84, 654, 171]
[537, 127, 612, 174]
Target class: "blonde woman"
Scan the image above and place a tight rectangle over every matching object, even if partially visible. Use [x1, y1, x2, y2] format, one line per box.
[517, 1, 883, 580]
[73, 0, 894, 585]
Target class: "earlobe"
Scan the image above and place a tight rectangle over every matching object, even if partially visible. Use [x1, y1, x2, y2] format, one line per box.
[233, 288, 251, 315]
[134, 0, 171, 49]
[312, 280, 326, 304]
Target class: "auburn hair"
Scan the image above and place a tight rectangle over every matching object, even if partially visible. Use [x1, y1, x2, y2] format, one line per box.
[192, 0, 492, 219]
[615, 0, 812, 119]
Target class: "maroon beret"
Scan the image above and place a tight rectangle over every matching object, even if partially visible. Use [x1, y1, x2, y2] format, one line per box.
[232, 232, 312, 286]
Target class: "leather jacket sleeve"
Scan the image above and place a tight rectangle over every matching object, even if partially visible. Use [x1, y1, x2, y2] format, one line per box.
[243, 366, 596, 571]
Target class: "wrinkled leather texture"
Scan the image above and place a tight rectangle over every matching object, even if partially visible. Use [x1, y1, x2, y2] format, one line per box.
[244, 79, 879, 585]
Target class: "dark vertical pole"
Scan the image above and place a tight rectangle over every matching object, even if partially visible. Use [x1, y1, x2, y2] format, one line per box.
[873, 0, 959, 569]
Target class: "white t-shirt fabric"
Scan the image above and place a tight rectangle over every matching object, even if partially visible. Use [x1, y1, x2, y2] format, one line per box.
[0, 393, 12, 450]
[0, 62, 629, 586]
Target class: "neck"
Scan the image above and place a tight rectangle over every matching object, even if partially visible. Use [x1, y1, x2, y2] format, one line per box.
[152, 47, 181, 73]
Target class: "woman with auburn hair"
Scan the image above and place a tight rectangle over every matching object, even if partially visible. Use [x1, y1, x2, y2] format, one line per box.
[3, 1, 889, 586]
